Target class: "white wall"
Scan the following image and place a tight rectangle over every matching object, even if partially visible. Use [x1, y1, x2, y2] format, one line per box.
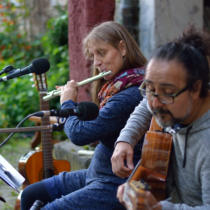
[139, 0, 203, 59]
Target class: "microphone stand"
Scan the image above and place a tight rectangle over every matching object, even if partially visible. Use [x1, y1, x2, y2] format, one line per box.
[0, 125, 53, 134]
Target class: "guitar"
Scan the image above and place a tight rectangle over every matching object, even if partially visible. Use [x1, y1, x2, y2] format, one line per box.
[123, 117, 173, 209]
[15, 73, 70, 209]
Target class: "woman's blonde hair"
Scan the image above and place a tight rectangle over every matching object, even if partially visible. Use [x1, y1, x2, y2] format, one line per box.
[83, 21, 147, 104]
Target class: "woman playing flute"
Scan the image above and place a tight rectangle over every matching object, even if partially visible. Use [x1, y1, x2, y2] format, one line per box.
[21, 21, 147, 210]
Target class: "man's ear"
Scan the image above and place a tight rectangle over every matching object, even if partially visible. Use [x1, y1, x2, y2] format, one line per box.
[118, 40, 126, 57]
[191, 80, 202, 99]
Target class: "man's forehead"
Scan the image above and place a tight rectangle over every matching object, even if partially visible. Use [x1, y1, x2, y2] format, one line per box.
[145, 80, 177, 89]
[145, 59, 187, 87]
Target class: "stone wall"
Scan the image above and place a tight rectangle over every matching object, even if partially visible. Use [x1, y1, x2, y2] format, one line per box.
[54, 141, 93, 171]
[68, 0, 115, 101]
[139, 0, 203, 59]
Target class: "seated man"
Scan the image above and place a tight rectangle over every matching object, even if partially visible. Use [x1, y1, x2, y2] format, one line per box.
[111, 28, 210, 209]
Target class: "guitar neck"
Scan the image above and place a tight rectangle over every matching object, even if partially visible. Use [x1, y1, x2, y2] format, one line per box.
[127, 159, 141, 182]
[34, 74, 54, 178]
[40, 92, 53, 171]
[125, 117, 173, 201]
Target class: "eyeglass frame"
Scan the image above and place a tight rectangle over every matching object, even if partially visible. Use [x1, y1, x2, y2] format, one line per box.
[138, 80, 189, 104]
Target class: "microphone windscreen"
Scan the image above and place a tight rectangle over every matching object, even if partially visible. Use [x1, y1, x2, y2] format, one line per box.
[77, 102, 99, 121]
[32, 58, 50, 74]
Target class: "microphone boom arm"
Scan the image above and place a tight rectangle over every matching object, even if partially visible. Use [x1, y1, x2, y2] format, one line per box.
[0, 125, 53, 134]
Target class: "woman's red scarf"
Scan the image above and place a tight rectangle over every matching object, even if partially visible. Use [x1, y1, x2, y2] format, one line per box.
[98, 68, 144, 108]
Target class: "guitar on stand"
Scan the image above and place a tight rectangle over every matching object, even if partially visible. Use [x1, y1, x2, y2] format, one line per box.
[14, 73, 70, 210]
[123, 118, 173, 210]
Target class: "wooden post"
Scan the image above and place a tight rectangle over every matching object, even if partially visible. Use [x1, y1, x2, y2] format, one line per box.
[68, 0, 115, 101]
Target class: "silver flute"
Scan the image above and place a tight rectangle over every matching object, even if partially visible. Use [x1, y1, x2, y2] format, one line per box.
[43, 71, 112, 101]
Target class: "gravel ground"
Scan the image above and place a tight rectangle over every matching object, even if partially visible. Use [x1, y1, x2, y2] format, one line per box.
[0, 182, 19, 209]
[0, 135, 31, 210]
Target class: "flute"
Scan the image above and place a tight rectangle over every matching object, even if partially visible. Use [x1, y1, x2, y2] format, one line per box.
[43, 70, 112, 101]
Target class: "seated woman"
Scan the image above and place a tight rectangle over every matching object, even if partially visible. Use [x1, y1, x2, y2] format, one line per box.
[21, 21, 147, 210]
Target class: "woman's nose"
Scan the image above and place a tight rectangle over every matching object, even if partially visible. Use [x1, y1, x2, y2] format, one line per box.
[94, 57, 102, 67]
[93, 57, 100, 66]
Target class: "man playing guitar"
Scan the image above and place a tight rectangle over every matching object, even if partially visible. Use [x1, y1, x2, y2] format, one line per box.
[112, 28, 210, 210]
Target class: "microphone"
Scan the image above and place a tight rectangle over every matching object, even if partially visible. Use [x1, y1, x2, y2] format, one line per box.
[0, 58, 50, 82]
[0, 65, 15, 76]
[34, 102, 99, 121]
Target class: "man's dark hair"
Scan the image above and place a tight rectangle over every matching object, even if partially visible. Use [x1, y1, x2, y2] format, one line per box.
[151, 27, 210, 97]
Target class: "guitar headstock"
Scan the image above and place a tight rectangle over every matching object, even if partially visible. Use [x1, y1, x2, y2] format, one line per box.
[32, 73, 49, 111]
[33, 73, 48, 93]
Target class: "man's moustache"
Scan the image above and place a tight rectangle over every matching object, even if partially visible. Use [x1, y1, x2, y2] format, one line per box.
[152, 108, 170, 115]
[146, 101, 171, 116]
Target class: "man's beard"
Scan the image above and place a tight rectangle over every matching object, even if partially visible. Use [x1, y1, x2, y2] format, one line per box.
[146, 101, 191, 128]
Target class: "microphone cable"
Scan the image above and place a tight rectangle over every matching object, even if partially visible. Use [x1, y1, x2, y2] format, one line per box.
[0, 111, 53, 148]
[0, 102, 99, 147]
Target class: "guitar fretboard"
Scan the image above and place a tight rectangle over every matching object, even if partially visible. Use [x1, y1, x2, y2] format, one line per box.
[34, 74, 54, 178]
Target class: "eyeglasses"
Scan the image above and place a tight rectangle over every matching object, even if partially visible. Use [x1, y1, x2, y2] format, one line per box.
[139, 81, 189, 104]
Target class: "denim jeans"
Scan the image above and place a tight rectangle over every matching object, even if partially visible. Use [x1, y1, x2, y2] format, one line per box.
[40, 170, 125, 210]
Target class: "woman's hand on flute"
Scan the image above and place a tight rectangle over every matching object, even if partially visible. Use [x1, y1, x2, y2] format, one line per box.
[58, 80, 78, 105]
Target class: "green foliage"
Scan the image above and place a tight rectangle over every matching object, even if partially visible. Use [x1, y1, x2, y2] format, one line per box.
[0, 4, 69, 208]
[0, 1, 43, 128]
[41, 13, 69, 109]
[0, 1, 69, 137]
[48, 14, 68, 47]
[0, 76, 39, 128]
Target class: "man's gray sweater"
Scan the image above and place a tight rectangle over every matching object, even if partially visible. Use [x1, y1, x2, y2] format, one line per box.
[117, 99, 210, 209]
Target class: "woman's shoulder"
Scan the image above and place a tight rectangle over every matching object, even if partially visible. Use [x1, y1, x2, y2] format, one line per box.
[113, 85, 141, 99]
[101, 86, 143, 120]
[107, 86, 142, 107]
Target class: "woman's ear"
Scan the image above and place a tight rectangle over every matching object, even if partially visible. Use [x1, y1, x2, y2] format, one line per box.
[118, 40, 126, 57]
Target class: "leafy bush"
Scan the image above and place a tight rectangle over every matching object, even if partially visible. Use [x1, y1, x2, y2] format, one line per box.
[41, 13, 69, 109]
[0, 1, 69, 137]
[0, 1, 43, 129]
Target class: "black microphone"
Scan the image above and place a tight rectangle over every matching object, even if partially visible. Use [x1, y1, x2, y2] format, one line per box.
[0, 58, 50, 82]
[0, 65, 15, 76]
[34, 102, 99, 121]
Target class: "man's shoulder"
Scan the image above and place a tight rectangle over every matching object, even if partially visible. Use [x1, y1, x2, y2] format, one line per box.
[192, 110, 210, 132]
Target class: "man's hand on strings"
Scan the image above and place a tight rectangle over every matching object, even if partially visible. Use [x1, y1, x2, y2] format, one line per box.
[117, 183, 162, 210]
[111, 142, 134, 178]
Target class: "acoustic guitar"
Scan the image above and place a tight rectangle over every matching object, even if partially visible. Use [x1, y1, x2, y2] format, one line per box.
[123, 117, 173, 210]
[15, 73, 70, 209]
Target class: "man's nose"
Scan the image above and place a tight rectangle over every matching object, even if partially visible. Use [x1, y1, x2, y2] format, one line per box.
[151, 95, 164, 109]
